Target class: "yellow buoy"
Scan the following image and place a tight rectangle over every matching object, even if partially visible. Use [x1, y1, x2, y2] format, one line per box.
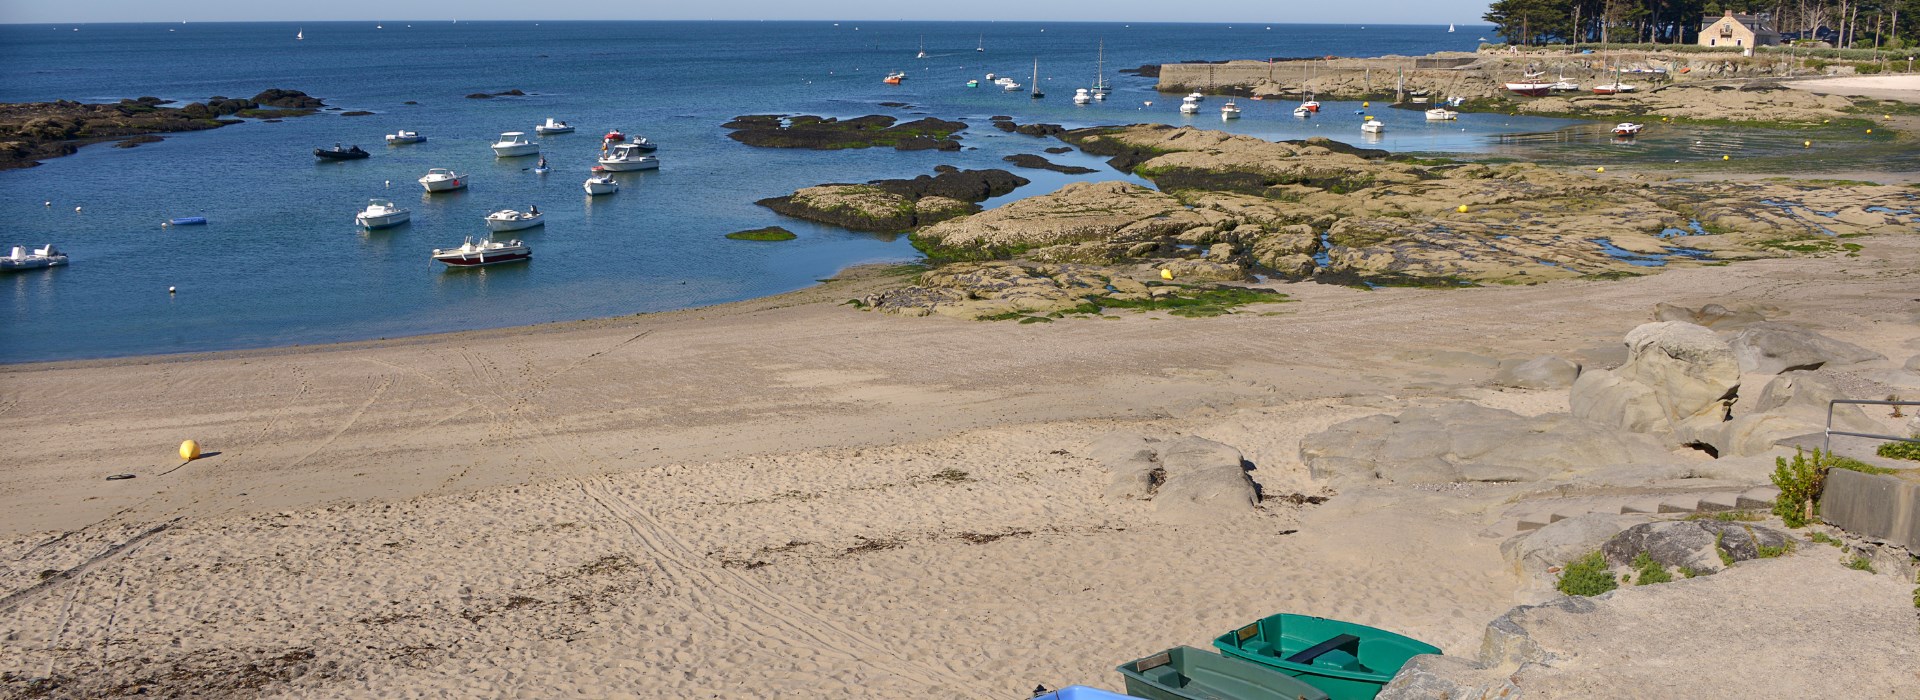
[1362, 101, 1370, 107]
[179, 439, 201, 461]
[1804, 140, 1811, 148]
[1160, 268, 1173, 280]
[1884, 115, 1891, 120]
[1866, 128, 1873, 134]
[1722, 155, 1730, 161]
[1456, 204, 1469, 213]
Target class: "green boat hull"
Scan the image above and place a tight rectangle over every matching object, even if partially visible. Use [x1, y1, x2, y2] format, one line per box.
[1212, 614, 1442, 700]
[1117, 646, 1331, 700]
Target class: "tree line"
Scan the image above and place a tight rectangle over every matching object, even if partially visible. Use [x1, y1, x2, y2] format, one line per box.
[1483, 0, 1917, 48]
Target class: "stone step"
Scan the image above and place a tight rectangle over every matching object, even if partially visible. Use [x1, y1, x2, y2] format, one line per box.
[1657, 496, 1705, 513]
[1736, 486, 1781, 510]
[1619, 499, 1666, 515]
[1693, 492, 1746, 512]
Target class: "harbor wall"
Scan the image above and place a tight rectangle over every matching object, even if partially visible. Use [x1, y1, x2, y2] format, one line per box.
[1153, 51, 1822, 100]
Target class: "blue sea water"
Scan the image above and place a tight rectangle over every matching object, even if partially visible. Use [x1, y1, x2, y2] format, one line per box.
[1, 20, 1536, 362]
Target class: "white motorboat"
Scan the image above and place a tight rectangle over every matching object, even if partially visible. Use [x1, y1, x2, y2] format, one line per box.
[1073, 88, 1091, 105]
[418, 168, 467, 192]
[354, 199, 411, 229]
[1179, 95, 1200, 114]
[1361, 120, 1386, 134]
[597, 143, 660, 171]
[584, 175, 620, 195]
[1220, 100, 1241, 119]
[985, 72, 997, 81]
[1, 244, 68, 271]
[1001, 81, 1022, 91]
[385, 129, 426, 144]
[490, 132, 539, 157]
[1613, 122, 1644, 136]
[484, 207, 545, 232]
[1301, 100, 1320, 112]
[1425, 108, 1459, 120]
[1293, 105, 1311, 118]
[1186, 91, 1204, 102]
[433, 238, 530, 267]
[1550, 78, 1581, 92]
[626, 137, 658, 153]
[1592, 82, 1637, 95]
[534, 118, 575, 135]
[1505, 81, 1556, 97]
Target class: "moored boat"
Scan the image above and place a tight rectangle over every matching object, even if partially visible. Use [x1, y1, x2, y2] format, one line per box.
[884, 71, 906, 85]
[1505, 81, 1556, 97]
[603, 129, 626, 143]
[1592, 82, 1637, 95]
[1213, 614, 1441, 700]
[1, 244, 68, 271]
[966, 79, 979, 88]
[583, 174, 619, 195]
[355, 199, 411, 229]
[534, 118, 575, 135]
[1613, 122, 1644, 136]
[385, 129, 426, 144]
[484, 207, 544, 232]
[490, 132, 539, 157]
[598, 143, 660, 171]
[1293, 105, 1312, 117]
[167, 216, 208, 226]
[1550, 78, 1580, 92]
[1220, 100, 1241, 118]
[1179, 95, 1199, 114]
[1073, 88, 1091, 104]
[432, 237, 530, 267]
[1361, 119, 1386, 134]
[314, 143, 370, 160]
[1425, 107, 1459, 120]
[1186, 91, 1204, 103]
[1117, 646, 1331, 700]
[1302, 100, 1321, 112]
[626, 137, 658, 153]
[418, 168, 466, 192]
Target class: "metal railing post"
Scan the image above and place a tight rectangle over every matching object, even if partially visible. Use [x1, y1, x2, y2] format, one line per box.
[1824, 399, 1920, 453]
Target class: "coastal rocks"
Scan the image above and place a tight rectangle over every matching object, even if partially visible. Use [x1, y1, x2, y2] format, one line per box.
[1061, 125, 1418, 193]
[252, 88, 324, 109]
[1494, 356, 1582, 390]
[1703, 371, 1878, 456]
[1653, 302, 1769, 331]
[1600, 520, 1791, 573]
[1001, 154, 1096, 174]
[0, 94, 293, 169]
[1298, 403, 1671, 485]
[910, 181, 1203, 261]
[724, 226, 797, 241]
[1516, 83, 1853, 123]
[111, 134, 163, 148]
[989, 117, 1067, 137]
[1728, 322, 1884, 374]
[463, 89, 526, 99]
[1084, 432, 1259, 523]
[1570, 322, 1739, 445]
[858, 260, 1285, 320]
[756, 168, 1027, 233]
[722, 114, 966, 151]
[1377, 655, 1520, 700]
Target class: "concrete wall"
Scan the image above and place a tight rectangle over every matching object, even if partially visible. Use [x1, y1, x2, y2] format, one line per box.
[1821, 467, 1920, 550]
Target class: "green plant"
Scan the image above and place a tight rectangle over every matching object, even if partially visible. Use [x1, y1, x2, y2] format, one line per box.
[1714, 531, 1736, 566]
[1557, 551, 1619, 597]
[1810, 532, 1842, 547]
[1686, 510, 1762, 522]
[1876, 438, 1920, 462]
[1845, 556, 1876, 573]
[1678, 566, 1705, 579]
[1632, 553, 1673, 585]
[1771, 447, 1846, 528]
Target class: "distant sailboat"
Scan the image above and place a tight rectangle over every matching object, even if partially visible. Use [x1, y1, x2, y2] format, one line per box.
[916, 36, 927, 59]
[1091, 39, 1111, 96]
[977, 34, 985, 52]
[1031, 58, 1045, 99]
[296, 28, 303, 40]
[1448, 23, 1456, 32]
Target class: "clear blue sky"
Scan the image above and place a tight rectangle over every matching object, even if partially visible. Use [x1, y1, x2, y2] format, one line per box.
[1, 1, 1490, 25]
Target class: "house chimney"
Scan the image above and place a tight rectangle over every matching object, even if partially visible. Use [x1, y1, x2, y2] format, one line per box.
[1725, 9, 1735, 17]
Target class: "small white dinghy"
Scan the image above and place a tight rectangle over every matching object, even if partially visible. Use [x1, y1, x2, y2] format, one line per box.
[1, 244, 68, 271]
[1293, 105, 1312, 118]
[490, 132, 539, 157]
[534, 118, 575, 135]
[433, 238, 530, 267]
[418, 168, 467, 192]
[1613, 122, 1645, 136]
[584, 175, 620, 195]
[484, 207, 545, 232]
[385, 129, 426, 144]
[1425, 108, 1459, 120]
[355, 199, 411, 229]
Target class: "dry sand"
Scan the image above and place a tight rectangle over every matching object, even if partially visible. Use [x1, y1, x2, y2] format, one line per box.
[3, 227, 1918, 697]
[1788, 74, 1920, 103]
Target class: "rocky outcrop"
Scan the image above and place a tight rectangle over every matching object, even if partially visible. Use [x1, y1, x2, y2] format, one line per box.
[1571, 322, 1739, 446]
[1516, 83, 1853, 123]
[1728, 322, 1884, 374]
[1703, 371, 1880, 456]
[858, 261, 1287, 320]
[910, 181, 1203, 261]
[251, 88, 324, 109]
[1084, 432, 1259, 524]
[723, 114, 966, 151]
[1299, 403, 1672, 486]
[756, 168, 1027, 233]
[0, 94, 297, 169]
[1653, 302, 1769, 331]
[1001, 154, 1096, 174]
[1494, 356, 1582, 390]
[1600, 520, 1792, 573]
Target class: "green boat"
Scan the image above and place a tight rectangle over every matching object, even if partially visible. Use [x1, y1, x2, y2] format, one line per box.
[1116, 646, 1331, 700]
[1211, 614, 1441, 700]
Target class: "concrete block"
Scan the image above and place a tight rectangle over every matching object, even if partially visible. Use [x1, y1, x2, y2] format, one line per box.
[1820, 468, 1920, 550]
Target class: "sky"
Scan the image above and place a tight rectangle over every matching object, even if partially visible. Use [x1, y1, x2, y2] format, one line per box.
[0, 1, 1491, 25]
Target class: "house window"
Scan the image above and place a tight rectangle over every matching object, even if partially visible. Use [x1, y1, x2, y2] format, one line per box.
[1736, 39, 1743, 46]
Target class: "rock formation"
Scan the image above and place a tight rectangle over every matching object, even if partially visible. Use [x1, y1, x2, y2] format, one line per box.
[756, 168, 1027, 233]
[1570, 321, 1740, 446]
[1299, 403, 1673, 485]
[723, 114, 966, 151]
[1084, 432, 1259, 524]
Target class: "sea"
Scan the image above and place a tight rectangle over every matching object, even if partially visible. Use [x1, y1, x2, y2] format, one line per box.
[1, 20, 1542, 363]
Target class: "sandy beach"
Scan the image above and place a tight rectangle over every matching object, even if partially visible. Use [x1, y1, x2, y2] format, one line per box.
[4, 212, 1918, 697]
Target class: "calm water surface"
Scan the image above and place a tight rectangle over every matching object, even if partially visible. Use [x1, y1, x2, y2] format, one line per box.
[3, 21, 1539, 362]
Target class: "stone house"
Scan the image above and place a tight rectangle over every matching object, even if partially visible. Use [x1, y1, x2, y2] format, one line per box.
[1699, 10, 1780, 48]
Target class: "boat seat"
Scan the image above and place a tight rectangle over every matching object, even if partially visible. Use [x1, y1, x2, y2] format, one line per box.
[1285, 634, 1361, 666]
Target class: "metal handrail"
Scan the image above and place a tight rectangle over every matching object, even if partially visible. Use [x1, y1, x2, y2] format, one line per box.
[1824, 399, 1920, 452]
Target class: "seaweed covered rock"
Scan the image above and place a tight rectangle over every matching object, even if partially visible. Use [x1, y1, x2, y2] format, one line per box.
[251, 88, 323, 109]
[756, 168, 1027, 233]
[1002, 153, 1097, 174]
[723, 114, 966, 150]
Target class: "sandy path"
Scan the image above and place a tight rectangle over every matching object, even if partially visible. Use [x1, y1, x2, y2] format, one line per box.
[1789, 73, 1920, 102]
[1, 231, 1917, 697]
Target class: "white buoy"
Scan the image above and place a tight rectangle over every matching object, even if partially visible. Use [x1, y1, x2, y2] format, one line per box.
[74, 206, 82, 213]
[44, 201, 51, 207]
[384, 180, 391, 188]
[168, 286, 177, 294]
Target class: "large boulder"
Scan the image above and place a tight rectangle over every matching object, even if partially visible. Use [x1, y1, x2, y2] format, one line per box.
[1377, 654, 1519, 700]
[1703, 371, 1881, 457]
[1300, 403, 1672, 485]
[1728, 322, 1884, 374]
[1571, 321, 1739, 445]
[1493, 356, 1582, 390]
[1653, 302, 1767, 331]
[1083, 433, 1258, 522]
[1600, 520, 1792, 574]
[1501, 513, 1652, 577]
